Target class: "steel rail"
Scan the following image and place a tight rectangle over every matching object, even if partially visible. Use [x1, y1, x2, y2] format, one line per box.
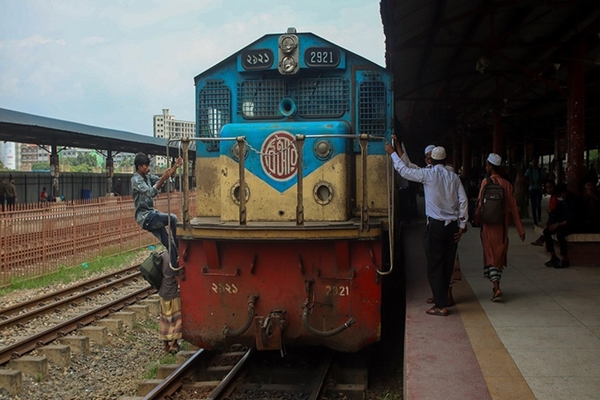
[213, 350, 333, 400]
[0, 286, 154, 365]
[142, 348, 254, 400]
[206, 348, 254, 400]
[0, 269, 145, 330]
[0, 264, 140, 317]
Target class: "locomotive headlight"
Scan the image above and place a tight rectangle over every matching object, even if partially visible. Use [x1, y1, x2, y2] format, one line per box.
[313, 181, 333, 205]
[280, 36, 297, 53]
[278, 29, 299, 75]
[313, 140, 332, 160]
[280, 56, 298, 74]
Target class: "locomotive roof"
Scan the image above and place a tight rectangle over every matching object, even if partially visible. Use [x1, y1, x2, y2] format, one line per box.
[193, 30, 385, 84]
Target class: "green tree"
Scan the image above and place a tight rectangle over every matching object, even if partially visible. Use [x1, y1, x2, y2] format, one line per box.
[118, 155, 134, 168]
[31, 162, 51, 171]
[75, 152, 99, 168]
[0, 159, 8, 171]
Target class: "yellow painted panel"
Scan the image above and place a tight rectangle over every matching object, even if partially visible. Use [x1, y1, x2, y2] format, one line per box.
[356, 154, 392, 217]
[195, 158, 221, 217]
[304, 154, 350, 221]
[220, 154, 350, 222]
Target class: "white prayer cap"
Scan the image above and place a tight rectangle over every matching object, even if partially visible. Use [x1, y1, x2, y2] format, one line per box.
[424, 145, 436, 155]
[431, 146, 446, 160]
[487, 153, 502, 166]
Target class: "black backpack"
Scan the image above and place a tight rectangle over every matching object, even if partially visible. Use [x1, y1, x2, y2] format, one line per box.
[139, 251, 164, 290]
[480, 177, 505, 224]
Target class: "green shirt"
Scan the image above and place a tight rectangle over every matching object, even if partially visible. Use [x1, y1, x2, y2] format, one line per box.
[5, 182, 16, 198]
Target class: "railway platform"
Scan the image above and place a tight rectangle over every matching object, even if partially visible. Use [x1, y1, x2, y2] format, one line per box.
[402, 197, 600, 400]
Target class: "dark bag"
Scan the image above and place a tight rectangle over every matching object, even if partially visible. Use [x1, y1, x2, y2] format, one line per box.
[480, 177, 505, 225]
[139, 251, 164, 290]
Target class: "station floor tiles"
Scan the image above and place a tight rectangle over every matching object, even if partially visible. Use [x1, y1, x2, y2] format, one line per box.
[402, 214, 600, 400]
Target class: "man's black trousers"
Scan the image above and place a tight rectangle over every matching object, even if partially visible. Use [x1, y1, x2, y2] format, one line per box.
[424, 218, 459, 308]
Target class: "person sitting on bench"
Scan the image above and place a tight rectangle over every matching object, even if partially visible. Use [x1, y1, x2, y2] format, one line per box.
[542, 183, 578, 269]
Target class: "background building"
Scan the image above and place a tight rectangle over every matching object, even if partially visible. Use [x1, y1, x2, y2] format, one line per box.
[0, 141, 17, 170]
[20, 144, 50, 171]
[153, 109, 195, 169]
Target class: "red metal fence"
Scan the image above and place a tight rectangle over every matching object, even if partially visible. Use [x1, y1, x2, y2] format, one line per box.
[0, 192, 194, 287]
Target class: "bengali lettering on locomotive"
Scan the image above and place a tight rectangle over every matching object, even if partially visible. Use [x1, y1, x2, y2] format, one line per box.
[260, 131, 298, 181]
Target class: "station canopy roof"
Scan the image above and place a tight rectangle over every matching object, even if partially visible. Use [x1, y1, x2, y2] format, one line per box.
[381, 0, 600, 159]
[0, 108, 193, 159]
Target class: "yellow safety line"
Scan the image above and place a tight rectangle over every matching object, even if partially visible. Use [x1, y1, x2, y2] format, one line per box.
[454, 277, 536, 400]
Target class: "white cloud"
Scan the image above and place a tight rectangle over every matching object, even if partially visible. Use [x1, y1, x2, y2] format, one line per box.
[0, 35, 66, 50]
[82, 36, 108, 45]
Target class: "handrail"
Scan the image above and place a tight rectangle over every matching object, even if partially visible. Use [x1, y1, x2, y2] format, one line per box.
[237, 137, 247, 225]
[181, 138, 191, 231]
[296, 135, 305, 225]
[359, 134, 369, 232]
[377, 151, 395, 276]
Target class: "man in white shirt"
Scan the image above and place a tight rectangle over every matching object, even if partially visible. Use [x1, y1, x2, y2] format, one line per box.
[385, 142, 468, 316]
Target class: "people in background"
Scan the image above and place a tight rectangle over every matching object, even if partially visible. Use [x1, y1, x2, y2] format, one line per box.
[474, 153, 525, 302]
[40, 187, 48, 202]
[0, 178, 6, 212]
[580, 179, 600, 232]
[531, 180, 558, 246]
[513, 162, 529, 219]
[5, 176, 17, 210]
[114, 178, 122, 196]
[542, 183, 577, 268]
[524, 158, 546, 227]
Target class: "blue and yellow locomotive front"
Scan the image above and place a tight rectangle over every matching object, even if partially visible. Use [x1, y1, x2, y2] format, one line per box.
[178, 28, 394, 353]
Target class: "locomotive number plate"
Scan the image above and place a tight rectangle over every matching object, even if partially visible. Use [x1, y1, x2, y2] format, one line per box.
[241, 49, 274, 70]
[325, 285, 350, 296]
[211, 282, 239, 294]
[305, 47, 340, 67]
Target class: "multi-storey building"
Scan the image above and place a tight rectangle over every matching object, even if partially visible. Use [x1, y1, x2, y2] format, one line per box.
[153, 109, 195, 169]
[20, 144, 50, 170]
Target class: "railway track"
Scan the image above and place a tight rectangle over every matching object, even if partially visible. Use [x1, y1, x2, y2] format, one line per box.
[0, 265, 141, 329]
[0, 265, 153, 365]
[142, 346, 367, 400]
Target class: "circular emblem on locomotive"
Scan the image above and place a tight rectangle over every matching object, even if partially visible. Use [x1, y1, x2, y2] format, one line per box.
[260, 131, 298, 181]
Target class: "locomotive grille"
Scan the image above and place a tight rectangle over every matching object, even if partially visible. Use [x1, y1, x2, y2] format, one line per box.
[198, 80, 231, 150]
[297, 77, 349, 117]
[358, 77, 386, 136]
[237, 80, 286, 118]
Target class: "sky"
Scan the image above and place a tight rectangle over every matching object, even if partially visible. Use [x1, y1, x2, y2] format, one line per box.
[0, 0, 386, 137]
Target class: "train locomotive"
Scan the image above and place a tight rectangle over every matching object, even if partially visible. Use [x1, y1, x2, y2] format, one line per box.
[177, 28, 395, 353]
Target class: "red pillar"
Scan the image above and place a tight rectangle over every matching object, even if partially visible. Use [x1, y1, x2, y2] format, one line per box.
[452, 129, 460, 173]
[492, 108, 503, 156]
[566, 43, 586, 194]
[461, 126, 469, 181]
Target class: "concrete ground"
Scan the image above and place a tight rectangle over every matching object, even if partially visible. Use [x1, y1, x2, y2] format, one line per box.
[402, 196, 600, 400]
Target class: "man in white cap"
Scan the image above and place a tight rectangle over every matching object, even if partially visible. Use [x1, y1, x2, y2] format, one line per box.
[385, 142, 468, 316]
[391, 136, 454, 173]
[424, 145, 436, 166]
[474, 153, 525, 301]
[391, 136, 460, 305]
